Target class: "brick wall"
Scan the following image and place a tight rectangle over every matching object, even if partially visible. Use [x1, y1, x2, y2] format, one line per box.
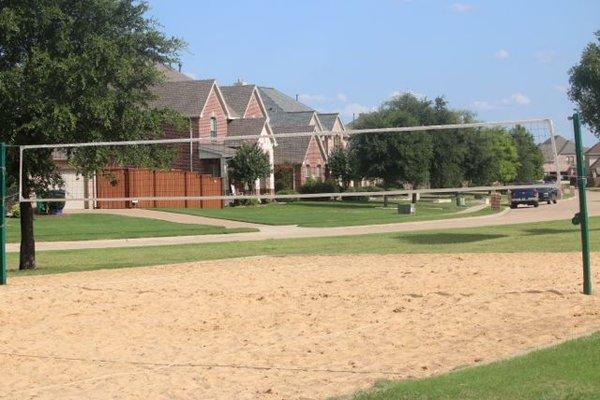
[300, 136, 326, 184]
[199, 88, 228, 138]
[244, 91, 264, 118]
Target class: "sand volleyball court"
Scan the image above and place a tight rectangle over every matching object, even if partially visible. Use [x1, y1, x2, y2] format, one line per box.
[1, 253, 599, 399]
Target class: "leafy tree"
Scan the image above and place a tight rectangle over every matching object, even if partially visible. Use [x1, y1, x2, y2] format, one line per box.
[351, 94, 473, 189]
[327, 145, 358, 189]
[351, 95, 433, 187]
[569, 31, 600, 137]
[429, 98, 475, 188]
[0, 0, 183, 269]
[228, 144, 272, 194]
[511, 126, 544, 182]
[464, 128, 519, 185]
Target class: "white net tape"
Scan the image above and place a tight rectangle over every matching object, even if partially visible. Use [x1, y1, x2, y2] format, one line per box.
[19, 118, 560, 207]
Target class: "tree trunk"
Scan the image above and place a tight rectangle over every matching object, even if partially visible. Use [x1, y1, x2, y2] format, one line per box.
[383, 195, 388, 208]
[19, 201, 36, 270]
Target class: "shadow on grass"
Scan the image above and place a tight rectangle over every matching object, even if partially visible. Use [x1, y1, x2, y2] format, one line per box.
[401, 233, 507, 245]
[523, 227, 600, 236]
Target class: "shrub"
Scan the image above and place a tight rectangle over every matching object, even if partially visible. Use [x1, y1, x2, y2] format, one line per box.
[10, 203, 20, 218]
[276, 189, 299, 202]
[232, 198, 260, 207]
[300, 178, 340, 194]
[342, 185, 384, 202]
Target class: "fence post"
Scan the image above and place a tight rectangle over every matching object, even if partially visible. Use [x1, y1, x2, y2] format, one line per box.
[571, 112, 592, 295]
[0, 142, 7, 285]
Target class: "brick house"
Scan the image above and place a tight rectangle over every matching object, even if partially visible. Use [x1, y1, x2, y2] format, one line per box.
[258, 87, 340, 187]
[152, 68, 277, 194]
[317, 113, 346, 154]
[539, 135, 589, 181]
[586, 142, 600, 185]
[272, 124, 328, 190]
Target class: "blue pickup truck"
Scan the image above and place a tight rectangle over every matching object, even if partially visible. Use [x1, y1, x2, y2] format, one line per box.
[509, 184, 559, 209]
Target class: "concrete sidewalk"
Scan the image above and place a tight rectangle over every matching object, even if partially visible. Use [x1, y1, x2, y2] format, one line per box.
[66, 208, 264, 229]
[7, 190, 597, 253]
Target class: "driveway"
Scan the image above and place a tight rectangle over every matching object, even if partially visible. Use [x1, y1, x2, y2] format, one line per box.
[7, 191, 598, 253]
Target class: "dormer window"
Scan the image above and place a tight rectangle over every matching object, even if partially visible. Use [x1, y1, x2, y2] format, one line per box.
[210, 117, 217, 138]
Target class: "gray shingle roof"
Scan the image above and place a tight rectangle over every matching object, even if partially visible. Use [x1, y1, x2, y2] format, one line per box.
[150, 80, 215, 117]
[269, 111, 317, 128]
[220, 85, 257, 118]
[258, 87, 314, 114]
[155, 64, 194, 82]
[198, 144, 237, 159]
[586, 142, 600, 155]
[227, 117, 267, 137]
[272, 125, 317, 164]
[317, 113, 342, 131]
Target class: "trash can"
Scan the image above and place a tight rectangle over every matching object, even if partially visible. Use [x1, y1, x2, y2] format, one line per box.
[456, 196, 466, 207]
[398, 203, 416, 215]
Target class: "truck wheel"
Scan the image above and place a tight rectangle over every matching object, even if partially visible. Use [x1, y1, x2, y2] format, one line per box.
[552, 196, 558, 204]
[510, 203, 517, 209]
[547, 199, 552, 205]
[534, 202, 539, 208]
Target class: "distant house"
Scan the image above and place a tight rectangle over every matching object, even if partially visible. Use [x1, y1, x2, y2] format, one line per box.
[586, 142, 600, 183]
[538, 135, 589, 180]
[272, 124, 328, 189]
[257, 87, 341, 187]
[317, 113, 346, 154]
[151, 69, 276, 194]
[151, 78, 231, 178]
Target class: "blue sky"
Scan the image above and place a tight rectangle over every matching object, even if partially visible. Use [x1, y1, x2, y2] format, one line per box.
[147, 0, 599, 145]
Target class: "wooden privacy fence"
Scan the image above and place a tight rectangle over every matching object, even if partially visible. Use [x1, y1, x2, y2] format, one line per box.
[96, 168, 223, 209]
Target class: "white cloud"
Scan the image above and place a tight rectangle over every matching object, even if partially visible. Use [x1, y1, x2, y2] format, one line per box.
[451, 3, 473, 13]
[340, 103, 373, 120]
[510, 92, 531, 105]
[390, 89, 426, 99]
[554, 84, 568, 93]
[493, 49, 509, 60]
[336, 93, 348, 102]
[472, 100, 497, 111]
[298, 93, 329, 104]
[533, 50, 556, 64]
[473, 92, 531, 110]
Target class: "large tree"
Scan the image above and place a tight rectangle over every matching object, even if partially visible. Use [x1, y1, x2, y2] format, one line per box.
[0, 0, 183, 269]
[569, 31, 600, 137]
[351, 94, 472, 188]
[511, 125, 544, 182]
[464, 128, 519, 185]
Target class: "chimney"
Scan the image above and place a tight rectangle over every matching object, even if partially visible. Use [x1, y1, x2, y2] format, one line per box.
[235, 78, 247, 86]
[295, 94, 299, 101]
[178, 63, 182, 73]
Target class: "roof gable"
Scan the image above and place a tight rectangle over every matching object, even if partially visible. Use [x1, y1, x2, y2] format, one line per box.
[258, 87, 314, 114]
[220, 85, 256, 118]
[150, 80, 216, 117]
[155, 63, 194, 82]
[586, 142, 600, 155]
[317, 113, 344, 131]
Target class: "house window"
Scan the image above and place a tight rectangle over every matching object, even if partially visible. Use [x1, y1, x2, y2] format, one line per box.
[210, 117, 217, 138]
[305, 164, 311, 178]
[334, 135, 342, 148]
[316, 165, 322, 179]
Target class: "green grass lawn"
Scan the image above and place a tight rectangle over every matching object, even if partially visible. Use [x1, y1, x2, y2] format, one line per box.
[8, 216, 598, 276]
[349, 332, 600, 400]
[6, 213, 255, 243]
[159, 199, 494, 227]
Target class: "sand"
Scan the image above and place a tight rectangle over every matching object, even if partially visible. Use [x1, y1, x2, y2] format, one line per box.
[1, 253, 599, 400]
